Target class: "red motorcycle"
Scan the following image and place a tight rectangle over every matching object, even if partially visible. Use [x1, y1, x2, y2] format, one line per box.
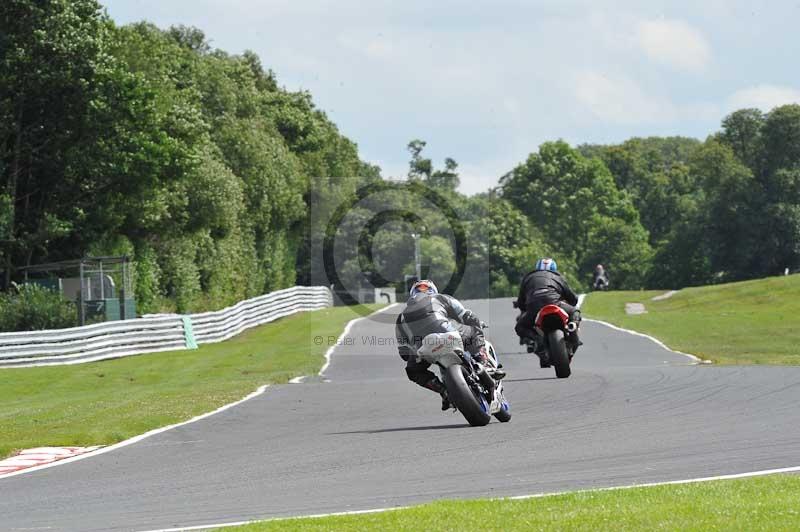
[514, 300, 579, 378]
[533, 304, 577, 378]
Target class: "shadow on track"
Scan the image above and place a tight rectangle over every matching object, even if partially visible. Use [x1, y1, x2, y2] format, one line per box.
[330, 423, 468, 435]
[504, 376, 557, 382]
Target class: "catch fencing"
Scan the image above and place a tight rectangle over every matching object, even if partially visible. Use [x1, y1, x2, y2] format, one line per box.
[0, 286, 333, 368]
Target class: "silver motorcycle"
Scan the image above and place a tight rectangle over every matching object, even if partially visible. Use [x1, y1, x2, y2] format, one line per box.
[416, 329, 511, 426]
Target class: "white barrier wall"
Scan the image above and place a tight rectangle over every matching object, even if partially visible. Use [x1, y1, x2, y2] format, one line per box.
[0, 286, 333, 368]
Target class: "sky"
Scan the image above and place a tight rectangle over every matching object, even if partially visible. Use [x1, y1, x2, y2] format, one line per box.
[105, 0, 800, 195]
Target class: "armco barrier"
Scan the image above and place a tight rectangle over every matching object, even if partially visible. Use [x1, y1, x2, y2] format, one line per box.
[0, 286, 333, 368]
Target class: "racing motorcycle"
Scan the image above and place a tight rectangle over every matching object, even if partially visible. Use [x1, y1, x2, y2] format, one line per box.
[416, 329, 510, 426]
[593, 275, 609, 291]
[515, 301, 577, 379]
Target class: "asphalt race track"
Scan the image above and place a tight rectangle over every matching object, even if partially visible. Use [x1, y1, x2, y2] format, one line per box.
[3, 298, 800, 531]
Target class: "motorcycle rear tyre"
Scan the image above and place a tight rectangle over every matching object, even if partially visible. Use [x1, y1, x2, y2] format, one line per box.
[548, 329, 571, 378]
[443, 364, 492, 426]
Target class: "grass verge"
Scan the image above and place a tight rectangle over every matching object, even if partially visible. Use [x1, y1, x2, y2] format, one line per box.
[582, 274, 800, 365]
[222, 474, 800, 531]
[0, 304, 382, 458]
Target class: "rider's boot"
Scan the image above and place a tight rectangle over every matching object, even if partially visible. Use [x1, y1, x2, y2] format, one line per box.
[569, 311, 584, 350]
[439, 389, 451, 411]
[522, 336, 537, 353]
[475, 347, 506, 380]
[424, 377, 451, 410]
[569, 328, 583, 351]
[533, 338, 550, 368]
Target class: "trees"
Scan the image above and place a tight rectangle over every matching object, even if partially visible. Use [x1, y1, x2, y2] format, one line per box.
[3, 0, 798, 319]
[580, 137, 701, 248]
[459, 194, 570, 298]
[1, 0, 104, 279]
[0, 4, 378, 316]
[754, 106, 800, 274]
[714, 105, 800, 278]
[500, 141, 652, 289]
[718, 109, 764, 173]
[684, 140, 756, 282]
[112, 23, 376, 310]
[0, 0, 178, 292]
[407, 139, 460, 192]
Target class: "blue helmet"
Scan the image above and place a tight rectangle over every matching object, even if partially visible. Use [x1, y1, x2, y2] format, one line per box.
[535, 258, 558, 272]
[409, 279, 438, 296]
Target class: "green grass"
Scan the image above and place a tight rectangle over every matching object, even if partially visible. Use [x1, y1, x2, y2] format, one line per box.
[222, 474, 800, 531]
[0, 304, 381, 458]
[581, 274, 800, 365]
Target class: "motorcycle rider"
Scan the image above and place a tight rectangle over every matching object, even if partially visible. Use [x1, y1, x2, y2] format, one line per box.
[514, 258, 582, 364]
[396, 279, 504, 410]
[593, 264, 609, 290]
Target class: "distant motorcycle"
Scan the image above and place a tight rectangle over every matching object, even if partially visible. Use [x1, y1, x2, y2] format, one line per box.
[593, 275, 609, 291]
[514, 301, 576, 379]
[416, 328, 511, 426]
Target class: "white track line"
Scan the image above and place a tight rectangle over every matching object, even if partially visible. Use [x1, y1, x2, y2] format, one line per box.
[136, 507, 406, 532]
[0, 385, 270, 481]
[584, 318, 708, 364]
[1, 305, 398, 481]
[579, 293, 708, 364]
[319, 303, 400, 377]
[508, 464, 800, 500]
[135, 465, 800, 531]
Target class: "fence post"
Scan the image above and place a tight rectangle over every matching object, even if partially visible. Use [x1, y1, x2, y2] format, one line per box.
[181, 316, 198, 349]
[78, 261, 86, 326]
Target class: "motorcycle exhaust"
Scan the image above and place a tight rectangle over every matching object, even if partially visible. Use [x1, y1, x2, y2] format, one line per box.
[566, 321, 578, 333]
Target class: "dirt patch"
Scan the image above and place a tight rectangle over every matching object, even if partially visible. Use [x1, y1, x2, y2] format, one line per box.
[625, 303, 647, 315]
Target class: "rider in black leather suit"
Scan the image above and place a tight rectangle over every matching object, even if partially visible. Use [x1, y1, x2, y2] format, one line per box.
[514, 258, 582, 354]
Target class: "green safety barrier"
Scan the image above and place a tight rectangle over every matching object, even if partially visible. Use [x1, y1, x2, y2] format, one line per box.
[181, 316, 198, 349]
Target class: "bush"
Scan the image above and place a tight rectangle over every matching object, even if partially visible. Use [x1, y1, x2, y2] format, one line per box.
[0, 285, 78, 332]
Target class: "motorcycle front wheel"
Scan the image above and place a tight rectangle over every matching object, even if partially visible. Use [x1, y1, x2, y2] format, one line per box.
[547, 329, 571, 378]
[443, 364, 492, 426]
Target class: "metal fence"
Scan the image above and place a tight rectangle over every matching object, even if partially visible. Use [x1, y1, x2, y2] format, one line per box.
[0, 286, 332, 368]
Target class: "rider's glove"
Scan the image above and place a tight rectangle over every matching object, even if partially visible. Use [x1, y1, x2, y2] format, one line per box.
[461, 310, 482, 328]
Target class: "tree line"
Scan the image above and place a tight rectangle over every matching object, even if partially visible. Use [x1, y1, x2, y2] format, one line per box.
[1, 0, 377, 315]
[2, 0, 799, 329]
[379, 107, 800, 297]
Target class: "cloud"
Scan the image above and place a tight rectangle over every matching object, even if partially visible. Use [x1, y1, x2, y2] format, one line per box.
[107, 1, 791, 194]
[570, 69, 721, 127]
[636, 19, 712, 72]
[727, 84, 800, 112]
[571, 71, 667, 124]
[364, 38, 394, 59]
